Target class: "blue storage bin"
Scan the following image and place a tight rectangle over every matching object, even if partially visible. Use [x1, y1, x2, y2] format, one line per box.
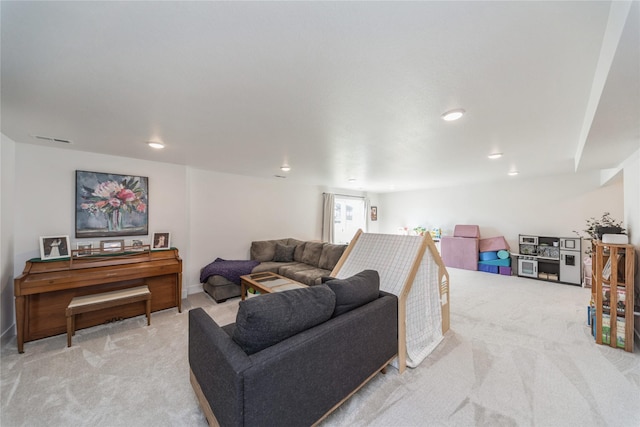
[478, 263, 499, 274]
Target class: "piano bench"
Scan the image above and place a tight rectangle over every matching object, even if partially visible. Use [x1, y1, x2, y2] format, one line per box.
[65, 285, 151, 347]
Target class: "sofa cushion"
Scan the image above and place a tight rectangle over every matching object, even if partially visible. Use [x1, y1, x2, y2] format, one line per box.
[250, 239, 289, 262]
[324, 270, 380, 317]
[232, 285, 336, 355]
[301, 241, 324, 267]
[318, 243, 347, 270]
[289, 267, 333, 286]
[274, 243, 296, 262]
[277, 262, 316, 277]
[286, 238, 305, 246]
[251, 261, 299, 274]
[293, 243, 306, 262]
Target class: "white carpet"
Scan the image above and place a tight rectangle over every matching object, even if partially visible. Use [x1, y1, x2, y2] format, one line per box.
[1, 269, 639, 426]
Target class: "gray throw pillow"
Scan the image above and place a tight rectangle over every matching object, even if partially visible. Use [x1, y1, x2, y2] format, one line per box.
[324, 270, 380, 317]
[318, 243, 347, 270]
[250, 240, 276, 262]
[301, 241, 324, 267]
[232, 285, 336, 355]
[273, 243, 296, 262]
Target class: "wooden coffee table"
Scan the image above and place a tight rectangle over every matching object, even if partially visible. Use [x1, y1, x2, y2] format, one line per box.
[240, 272, 307, 300]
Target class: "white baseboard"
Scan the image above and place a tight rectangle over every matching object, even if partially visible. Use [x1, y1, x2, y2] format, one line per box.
[187, 282, 203, 296]
[1, 324, 15, 349]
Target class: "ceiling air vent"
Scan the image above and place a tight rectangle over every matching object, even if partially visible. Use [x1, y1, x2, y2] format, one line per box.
[33, 135, 72, 144]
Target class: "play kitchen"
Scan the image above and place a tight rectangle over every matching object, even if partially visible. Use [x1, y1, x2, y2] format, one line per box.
[517, 234, 582, 285]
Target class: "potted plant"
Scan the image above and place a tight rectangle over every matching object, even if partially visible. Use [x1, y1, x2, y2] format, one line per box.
[574, 212, 626, 255]
[574, 213, 625, 287]
[413, 226, 427, 236]
[575, 212, 626, 241]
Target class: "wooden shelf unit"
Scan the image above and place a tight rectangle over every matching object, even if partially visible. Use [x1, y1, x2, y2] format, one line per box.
[593, 241, 635, 352]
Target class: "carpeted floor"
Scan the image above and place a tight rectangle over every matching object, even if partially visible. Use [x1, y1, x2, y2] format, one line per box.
[1, 269, 639, 426]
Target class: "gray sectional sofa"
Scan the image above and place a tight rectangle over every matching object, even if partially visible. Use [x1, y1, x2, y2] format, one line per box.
[190, 270, 398, 426]
[203, 238, 347, 302]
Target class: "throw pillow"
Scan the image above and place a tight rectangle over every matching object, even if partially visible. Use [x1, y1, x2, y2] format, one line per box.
[324, 270, 380, 317]
[232, 285, 336, 355]
[300, 241, 324, 267]
[273, 243, 296, 262]
[318, 243, 347, 270]
[250, 240, 276, 262]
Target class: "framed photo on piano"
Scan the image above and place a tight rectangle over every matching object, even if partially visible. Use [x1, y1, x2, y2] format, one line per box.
[39, 235, 70, 260]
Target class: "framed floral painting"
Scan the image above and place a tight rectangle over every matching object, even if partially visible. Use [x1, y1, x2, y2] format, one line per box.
[76, 170, 148, 238]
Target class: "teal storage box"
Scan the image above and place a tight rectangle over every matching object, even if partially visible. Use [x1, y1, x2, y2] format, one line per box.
[478, 263, 499, 274]
[478, 258, 511, 267]
[479, 251, 498, 261]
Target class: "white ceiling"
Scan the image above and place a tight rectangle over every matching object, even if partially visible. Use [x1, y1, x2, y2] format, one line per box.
[2, 1, 638, 193]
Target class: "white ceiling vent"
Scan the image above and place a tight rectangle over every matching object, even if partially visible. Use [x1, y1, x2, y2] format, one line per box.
[32, 135, 72, 144]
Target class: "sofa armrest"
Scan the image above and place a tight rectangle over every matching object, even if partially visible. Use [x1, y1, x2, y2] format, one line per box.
[189, 308, 252, 427]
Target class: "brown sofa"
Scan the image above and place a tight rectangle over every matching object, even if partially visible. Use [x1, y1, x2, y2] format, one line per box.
[203, 238, 347, 302]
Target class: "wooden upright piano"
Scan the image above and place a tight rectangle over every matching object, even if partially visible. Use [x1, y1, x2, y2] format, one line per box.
[14, 248, 182, 353]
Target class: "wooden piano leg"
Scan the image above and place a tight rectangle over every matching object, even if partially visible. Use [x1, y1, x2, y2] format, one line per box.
[67, 314, 73, 347]
[15, 295, 25, 353]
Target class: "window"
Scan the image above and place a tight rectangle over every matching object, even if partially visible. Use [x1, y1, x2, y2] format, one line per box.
[333, 196, 366, 244]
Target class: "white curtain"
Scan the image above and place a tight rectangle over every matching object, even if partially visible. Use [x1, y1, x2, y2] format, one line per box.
[322, 193, 335, 243]
[365, 197, 370, 227]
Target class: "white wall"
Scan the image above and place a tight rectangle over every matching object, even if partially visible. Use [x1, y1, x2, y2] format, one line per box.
[621, 150, 640, 337]
[11, 143, 189, 291]
[1, 135, 16, 344]
[187, 167, 325, 293]
[378, 171, 624, 251]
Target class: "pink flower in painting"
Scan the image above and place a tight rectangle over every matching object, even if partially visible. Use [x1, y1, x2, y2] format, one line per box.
[95, 200, 108, 209]
[136, 202, 147, 213]
[93, 181, 123, 198]
[117, 188, 136, 202]
[109, 198, 121, 208]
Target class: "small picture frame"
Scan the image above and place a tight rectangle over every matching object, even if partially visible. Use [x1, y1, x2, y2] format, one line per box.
[100, 239, 125, 253]
[129, 239, 145, 251]
[39, 235, 71, 260]
[152, 232, 171, 250]
[370, 206, 378, 221]
[76, 242, 94, 257]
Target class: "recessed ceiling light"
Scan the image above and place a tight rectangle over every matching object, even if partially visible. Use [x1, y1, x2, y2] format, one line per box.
[147, 141, 165, 149]
[441, 109, 465, 121]
[280, 165, 291, 172]
[488, 153, 503, 159]
[508, 171, 519, 176]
